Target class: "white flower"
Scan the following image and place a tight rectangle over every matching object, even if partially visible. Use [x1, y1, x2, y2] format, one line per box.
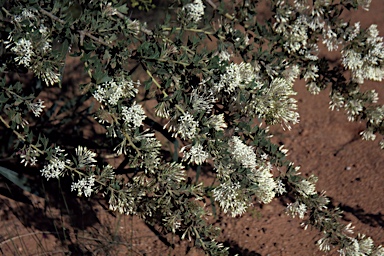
[11, 38, 34, 67]
[250, 77, 299, 130]
[190, 88, 216, 113]
[213, 181, 248, 217]
[345, 99, 363, 121]
[216, 62, 256, 93]
[27, 99, 45, 117]
[40, 147, 71, 180]
[303, 64, 319, 81]
[93, 78, 138, 105]
[76, 146, 97, 166]
[121, 102, 146, 128]
[205, 114, 227, 131]
[176, 112, 199, 140]
[275, 180, 286, 195]
[360, 127, 376, 141]
[317, 234, 332, 252]
[181, 143, 208, 165]
[218, 50, 231, 64]
[296, 176, 317, 197]
[71, 175, 95, 197]
[182, 0, 205, 23]
[323, 27, 340, 51]
[329, 93, 345, 111]
[306, 81, 321, 95]
[286, 201, 307, 219]
[252, 165, 277, 203]
[20, 148, 38, 166]
[40, 156, 68, 180]
[229, 136, 257, 169]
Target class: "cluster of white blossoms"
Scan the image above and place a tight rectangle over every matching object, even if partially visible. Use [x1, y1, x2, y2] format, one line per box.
[227, 136, 277, 204]
[341, 24, 384, 84]
[249, 77, 299, 130]
[182, 0, 205, 23]
[121, 102, 146, 128]
[303, 64, 320, 94]
[252, 165, 277, 204]
[345, 98, 363, 122]
[318, 229, 384, 255]
[213, 181, 248, 217]
[71, 175, 95, 197]
[9, 38, 34, 67]
[229, 136, 257, 169]
[204, 113, 227, 131]
[190, 88, 216, 113]
[93, 78, 139, 106]
[19, 147, 39, 166]
[181, 143, 208, 165]
[175, 112, 199, 140]
[286, 201, 307, 219]
[75, 146, 97, 167]
[40, 147, 71, 180]
[216, 62, 256, 93]
[27, 99, 45, 117]
[360, 127, 376, 141]
[5, 9, 59, 86]
[296, 175, 317, 197]
[13, 8, 38, 23]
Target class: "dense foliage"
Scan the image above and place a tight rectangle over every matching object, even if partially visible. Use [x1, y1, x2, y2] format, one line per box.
[0, 0, 383, 255]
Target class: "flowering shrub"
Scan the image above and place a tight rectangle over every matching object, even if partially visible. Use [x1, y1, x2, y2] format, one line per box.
[0, 0, 383, 255]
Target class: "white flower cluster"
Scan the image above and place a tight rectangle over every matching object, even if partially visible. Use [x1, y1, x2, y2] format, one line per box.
[252, 165, 277, 204]
[182, 0, 205, 23]
[20, 147, 39, 166]
[40, 147, 71, 180]
[93, 78, 139, 106]
[286, 201, 307, 219]
[322, 26, 340, 51]
[318, 231, 384, 255]
[250, 77, 299, 130]
[14, 8, 38, 23]
[181, 143, 208, 165]
[360, 127, 376, 141]
[27, 99, 45, 117]
[9, 38, 34, 67]
[229, 136, 257, 169]
[121, 102, 146, 128]
[76, 146, 97, 167]
[190, 88, 216, 113]
[216, 62, 256, 93]
[175, 112, 199, 140]
[227, 136, 277, 204]
[204, 113, 227, 131]
[71, 175, 95, 197]
[217, 50, 231, 64]
[296, 175, 317, 197]
[341, 25, 384, 84]
[213, 181, 248, 217]
[303, 64, 320, 94]
[345, 98, 363, 122]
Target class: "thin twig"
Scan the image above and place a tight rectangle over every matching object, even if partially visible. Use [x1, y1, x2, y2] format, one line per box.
[38, 8, 111, 47]
[204, 0, 234, 20]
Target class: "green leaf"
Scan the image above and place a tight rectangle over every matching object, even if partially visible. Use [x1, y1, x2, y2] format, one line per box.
[0, 166, 43, 197]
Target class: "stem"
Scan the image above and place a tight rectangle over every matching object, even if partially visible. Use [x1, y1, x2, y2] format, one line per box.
[122, 131, 142, 157]
[204, 0, 235, 20]
[0, 115, 44, 155]
[38, 8, 111, 47]
[145, 69, 168, 97]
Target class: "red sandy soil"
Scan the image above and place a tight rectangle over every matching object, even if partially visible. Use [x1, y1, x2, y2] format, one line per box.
[0, 1, 383, 256]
